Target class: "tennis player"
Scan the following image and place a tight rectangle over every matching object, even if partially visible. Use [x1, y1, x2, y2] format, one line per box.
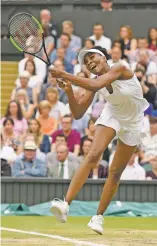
[49, 46, 149, 234]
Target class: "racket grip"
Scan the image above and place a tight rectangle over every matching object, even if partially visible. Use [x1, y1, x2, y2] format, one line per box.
[49, 64, 54, 69]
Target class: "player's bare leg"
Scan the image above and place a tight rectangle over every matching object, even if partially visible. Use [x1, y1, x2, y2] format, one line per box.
[97, 140, 136, 215]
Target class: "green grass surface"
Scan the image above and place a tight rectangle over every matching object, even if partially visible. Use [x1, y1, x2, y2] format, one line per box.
[1, 216, 157, 246]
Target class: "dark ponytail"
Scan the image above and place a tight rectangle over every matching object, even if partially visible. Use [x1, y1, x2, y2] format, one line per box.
[92, 46, 110, 60]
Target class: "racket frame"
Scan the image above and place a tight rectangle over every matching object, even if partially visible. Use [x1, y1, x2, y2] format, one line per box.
[8, 12, 51, 66]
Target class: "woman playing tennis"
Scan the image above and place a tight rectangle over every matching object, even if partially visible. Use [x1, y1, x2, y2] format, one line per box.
[49, 46, 149, 234]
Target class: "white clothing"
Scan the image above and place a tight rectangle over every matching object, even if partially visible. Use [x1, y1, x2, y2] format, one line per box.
[131, 61, 157, 75]
[58, 159, 69, 179]
[95, 71, 149, 146]
[141, 133, 157, 156]
[121, 162, 146, 180]
[0, 146, 17, 162]
[18, 57, 47, 81]
[89, 35, 112, 51]
[15, 75, 43, 88]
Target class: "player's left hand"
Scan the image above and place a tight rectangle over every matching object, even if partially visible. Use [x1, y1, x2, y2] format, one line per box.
[49, 66, 65, 78]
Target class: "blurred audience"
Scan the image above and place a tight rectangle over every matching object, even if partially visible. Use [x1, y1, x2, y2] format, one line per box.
[37, 100, 58, 136]
[52, 115, 81, 156]
[40, 24, 55, 61]
[108, 46, 130, 67]
[47, 144, 79, 178]
[12, 141, 47, 177]
[121, 149, 146, 180]
[101, 0, 113, 12]
[28, 119, 51, 153]
[58, 20, 82, 52]
[89, 23, 112, 51]
[148, 28, 157, 52]
[53, 48, 73, 73]
[146, 155, 157, 180]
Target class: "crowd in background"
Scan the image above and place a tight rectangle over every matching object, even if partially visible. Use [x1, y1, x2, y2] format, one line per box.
[1, 3, 157, 180]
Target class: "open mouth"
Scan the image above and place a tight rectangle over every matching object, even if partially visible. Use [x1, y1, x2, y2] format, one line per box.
[90, 64, 97, 70]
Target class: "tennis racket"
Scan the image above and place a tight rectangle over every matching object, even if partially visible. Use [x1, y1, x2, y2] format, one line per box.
[8, 12, 53, 67]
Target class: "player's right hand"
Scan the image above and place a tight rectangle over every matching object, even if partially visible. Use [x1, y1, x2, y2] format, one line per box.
[56, 78, 72, 93]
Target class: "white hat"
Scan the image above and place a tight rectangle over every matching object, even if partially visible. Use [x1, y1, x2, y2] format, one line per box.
[24, 141, 37, 150]
[19, 70, 30, 79]
[78, 48, 105, 66]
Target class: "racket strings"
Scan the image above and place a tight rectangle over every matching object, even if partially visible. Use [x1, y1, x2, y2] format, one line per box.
[9, 14, 43, 53]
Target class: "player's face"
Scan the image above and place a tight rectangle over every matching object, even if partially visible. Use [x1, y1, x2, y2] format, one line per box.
[84, 53, 106, 75]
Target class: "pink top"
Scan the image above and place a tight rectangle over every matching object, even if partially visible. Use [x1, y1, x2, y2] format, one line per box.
[1, 117, 28, 136]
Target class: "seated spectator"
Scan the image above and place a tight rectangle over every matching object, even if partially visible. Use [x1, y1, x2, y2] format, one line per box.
[82, 117, 96, 142]
[18, 51, 46, 81]
[135, 69, 157, 108]
[40, 9, 58, 46]
[84, 39, 95, 49]
[146, 155, 157, 180]
[1, 117, 19, 146]
[50, 33, 77, 65]
[39, 24, 55, 61]
[47, 144, 79, 178]
[16, 60, 43, 89]
[58, 20, 82, 52]
[1, 100, 28, 137]
[148, 28, 157, 52]
[128, 38, 157, 64]
[131, 50, 157, 84]
[52, 115, 81, 156]
[11, 71, 37, 105]
[1, 158, 11, 176]
[53, 48, 73, 73]
[28, 119, 51, 153]
[121, 149, 146, 180]
[15, 89, 35, 120]
[37, 100, 58, 136]
[52, 134, 67, 150]
[101, 0, 113, 12]
[118, 25, 137, 55]
[140, 117, 157, 167]
[79, 138, 108, 179]
[108, 46, 130, 67]
[92, 94, 106, 119]
[39, 71, 68, 104]
[112, 39, 125, 59]
[12, 141, 47, 177]
[89, 23, 112, 51]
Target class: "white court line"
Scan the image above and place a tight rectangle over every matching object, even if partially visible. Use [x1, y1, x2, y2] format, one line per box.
[1, 227, 108, 246]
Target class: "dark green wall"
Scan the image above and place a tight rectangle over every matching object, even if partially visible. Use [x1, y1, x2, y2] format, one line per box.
[2, 178, 157, 205]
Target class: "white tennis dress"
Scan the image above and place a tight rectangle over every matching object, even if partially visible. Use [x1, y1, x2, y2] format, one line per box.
[95, 74, 149, 146]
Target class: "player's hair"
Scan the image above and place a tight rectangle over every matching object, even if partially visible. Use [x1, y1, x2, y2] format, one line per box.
[61, 33, 71, 41]
[92, 46, 110, 60]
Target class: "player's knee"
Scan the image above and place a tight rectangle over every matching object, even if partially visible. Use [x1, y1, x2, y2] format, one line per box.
[85, 149, 102, 168]
[109, 167, 123, 183]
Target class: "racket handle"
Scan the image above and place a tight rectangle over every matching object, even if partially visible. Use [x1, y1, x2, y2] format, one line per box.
[49, 64, 54, 69]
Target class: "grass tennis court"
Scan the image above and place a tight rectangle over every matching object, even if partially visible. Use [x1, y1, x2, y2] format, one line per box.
[1, 216, 157, 246]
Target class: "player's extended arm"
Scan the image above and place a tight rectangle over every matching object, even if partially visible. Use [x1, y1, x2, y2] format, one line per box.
[50, 64, 133, 92]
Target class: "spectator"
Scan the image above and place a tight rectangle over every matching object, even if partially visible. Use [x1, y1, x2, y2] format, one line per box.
[12, 141, 47, 177]
[39, 71, 68, 104]
[84, 39, 95, 49]
[1, 117, 19, 146]
[16, 60, 43, 89]
[121, 149, 146, 180]
[89, 23, 112, 51]
[131, 50, 157, 84]
[40, 9, 58, 46]
[140, 117, 157, 167]
[112, 39, 125, 58]
[58, 20, 82, 52]
[128, 38, 157, 64]
[135, 69, 157, 108]
[101, 0, 113, 12]
[108, 46, 130, 67]
[82, 117, 96, 143]
[148, 28, 157, 52]
[37, 100, 58, 136]
[52, 115, 81, 156]
[1, 158, 11, 176]
[92, 94, 106, 119]
[15, 89, 35, 120]
[146, 155, 157, 180]
[53, 48, 73, 73]
[47, 144, 79, 178]
[118, 25, 137, 55]
[1, 100, 28, 137]
[18, 50, 46, 81]
[79, 138, 108, 179]
[39, 24, 55, 61]
[28, 119, 51, 154]
[11, 71, 37, 105]
[50, 33, 77, 65]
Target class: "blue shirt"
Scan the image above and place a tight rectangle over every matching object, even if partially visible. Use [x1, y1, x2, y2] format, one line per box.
[50, 48, 77, 65]
[12, 154, 47, 177]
